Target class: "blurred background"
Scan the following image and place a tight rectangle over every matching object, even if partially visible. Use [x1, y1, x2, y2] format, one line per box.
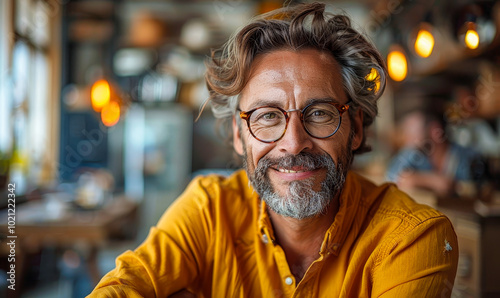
[0, 0, 500, 297]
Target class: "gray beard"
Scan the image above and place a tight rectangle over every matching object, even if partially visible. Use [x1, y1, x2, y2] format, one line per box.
[245, 151, 350, 220]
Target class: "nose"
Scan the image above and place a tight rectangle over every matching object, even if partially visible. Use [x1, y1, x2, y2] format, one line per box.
[276, 112, 313, 155]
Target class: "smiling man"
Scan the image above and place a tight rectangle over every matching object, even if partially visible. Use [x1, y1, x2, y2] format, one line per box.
[89, 3, 458, 297]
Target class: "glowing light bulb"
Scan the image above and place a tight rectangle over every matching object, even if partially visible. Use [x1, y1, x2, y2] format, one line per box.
[91, 79, 110, 112]
[414, 29, 435, 58]
[101, 101, 120, 127]
[465, 29, 479, 49]
[387, 49, 408, 82]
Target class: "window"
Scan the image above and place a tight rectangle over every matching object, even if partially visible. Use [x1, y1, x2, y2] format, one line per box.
[1, 0, 60, 194]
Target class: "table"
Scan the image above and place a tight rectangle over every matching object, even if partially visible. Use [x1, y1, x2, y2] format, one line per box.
[1, 195, 138, 295]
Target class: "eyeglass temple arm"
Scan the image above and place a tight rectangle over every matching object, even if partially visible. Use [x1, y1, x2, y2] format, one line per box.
[338, 100, 353, 115]
[238, 110, 250, 120]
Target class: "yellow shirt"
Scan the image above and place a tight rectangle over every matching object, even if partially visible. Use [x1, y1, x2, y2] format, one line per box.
[89, 170, 458, 297]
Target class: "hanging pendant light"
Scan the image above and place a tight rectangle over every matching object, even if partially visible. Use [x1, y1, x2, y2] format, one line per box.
[414, 23, 435, 58]
[387, 45, 408, 82]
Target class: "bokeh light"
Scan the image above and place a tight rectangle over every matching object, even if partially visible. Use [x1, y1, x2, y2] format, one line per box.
[101, 101, 120, 127]
[91, 79, 111, 112]
[387, 49, 408, 82]
[414, 29, 435, 57]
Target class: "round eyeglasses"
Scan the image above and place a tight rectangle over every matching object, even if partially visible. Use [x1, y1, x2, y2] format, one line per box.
[238, 101, 351, 143]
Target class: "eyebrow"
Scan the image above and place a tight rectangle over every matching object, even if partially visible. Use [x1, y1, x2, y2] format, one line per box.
[245, 97, 340, 110]
[304, 97, 339, 106]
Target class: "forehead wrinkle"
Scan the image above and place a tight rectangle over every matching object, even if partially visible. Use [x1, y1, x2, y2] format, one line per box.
[247, 99, 285, 109]
[240, 49, 348, 111]
[250, 68, 288, 82]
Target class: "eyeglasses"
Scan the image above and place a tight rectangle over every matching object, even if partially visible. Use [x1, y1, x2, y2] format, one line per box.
[238, 101, 351, 143]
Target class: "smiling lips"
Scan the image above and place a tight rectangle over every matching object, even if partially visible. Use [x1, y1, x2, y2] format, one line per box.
[278, 168, 304, 173]
[272, 166, 320, 181]
[274, 165, 318, 175]
[277, 167, 309, 173]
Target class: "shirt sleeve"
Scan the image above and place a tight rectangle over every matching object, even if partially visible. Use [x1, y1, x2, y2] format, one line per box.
[87, 177, 214, 297]
[371, 215, 459, 298]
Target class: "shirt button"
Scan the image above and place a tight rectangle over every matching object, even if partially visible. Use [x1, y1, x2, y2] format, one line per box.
[285, 277, 293, 285]
[262, 234, 269, 244]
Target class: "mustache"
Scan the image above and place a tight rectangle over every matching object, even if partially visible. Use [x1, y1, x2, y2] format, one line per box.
[254, 152, 334, 178]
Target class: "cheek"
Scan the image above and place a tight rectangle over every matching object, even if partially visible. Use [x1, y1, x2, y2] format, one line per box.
[241, 128, 267, 162]
[241, 130, 274, 167]
[319, 126, 352, 163]
[250, 143, 274, 166]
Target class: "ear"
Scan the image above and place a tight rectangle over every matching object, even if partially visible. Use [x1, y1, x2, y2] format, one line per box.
[351, 108, 364, 151]
[232, 117, 244, 156]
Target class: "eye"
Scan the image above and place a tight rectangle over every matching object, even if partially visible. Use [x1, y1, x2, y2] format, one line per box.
[306, 108, 331, 118]
[261, 112, 278, 120]
[311, 110, 326, 117]
[252, 108, 284, 125]
[305, 107, 336, 124]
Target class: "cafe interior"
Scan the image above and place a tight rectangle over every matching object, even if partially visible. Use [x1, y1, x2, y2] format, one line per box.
[1, 0, 500, 297]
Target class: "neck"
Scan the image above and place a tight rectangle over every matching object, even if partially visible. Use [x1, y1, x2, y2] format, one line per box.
[268, 196, 340, 281]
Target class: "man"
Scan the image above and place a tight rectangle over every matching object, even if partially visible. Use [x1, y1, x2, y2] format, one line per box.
[386, 108, 481, 197]
[89, 3, 458, 297]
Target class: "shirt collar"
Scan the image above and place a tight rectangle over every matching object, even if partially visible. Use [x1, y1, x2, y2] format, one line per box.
[257, 200, 276, 245]
[321, 171, 362, 256]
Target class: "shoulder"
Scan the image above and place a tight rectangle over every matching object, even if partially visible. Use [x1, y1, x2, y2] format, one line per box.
[349, 171, 434, 215]
[160, 169, 257, 225]
[370, 175, 447, 227]
[351, 172, 452, 245]
[361, 183, 459, 295]
[450, 143, 480, 159]
[186, 169, 254, 204]
[378, 183, 442, 220]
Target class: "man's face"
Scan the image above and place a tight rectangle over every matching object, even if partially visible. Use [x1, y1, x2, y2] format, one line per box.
[233, 49, 363, 219]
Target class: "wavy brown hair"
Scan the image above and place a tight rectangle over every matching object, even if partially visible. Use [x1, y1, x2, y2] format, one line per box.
[205, 2, 387, 154]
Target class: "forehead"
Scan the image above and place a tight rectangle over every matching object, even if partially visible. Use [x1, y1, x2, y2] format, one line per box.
[239, 48, 347, 107]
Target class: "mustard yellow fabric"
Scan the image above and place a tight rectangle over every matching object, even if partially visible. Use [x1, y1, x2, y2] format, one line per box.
[89, 170, 458, 297]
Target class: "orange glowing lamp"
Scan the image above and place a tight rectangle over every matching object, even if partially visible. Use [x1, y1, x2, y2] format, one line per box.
[91, 79, 111, 112]
[414, 28, 435, 58]
[387, 48, 408, 82]
[101, 101, 120, 127]
[465, 29, 479, 49]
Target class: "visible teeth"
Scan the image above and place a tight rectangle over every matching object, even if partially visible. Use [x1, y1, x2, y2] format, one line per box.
[278, 168, 304, 173]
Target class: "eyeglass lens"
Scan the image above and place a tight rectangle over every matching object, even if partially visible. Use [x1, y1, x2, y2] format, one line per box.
[248, 103, 342, 142]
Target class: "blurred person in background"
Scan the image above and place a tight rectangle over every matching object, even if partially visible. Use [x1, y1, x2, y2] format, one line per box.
[449, 85, 500, 159]
[89, 3, 458, 297]
[386, 107, 481, 197]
